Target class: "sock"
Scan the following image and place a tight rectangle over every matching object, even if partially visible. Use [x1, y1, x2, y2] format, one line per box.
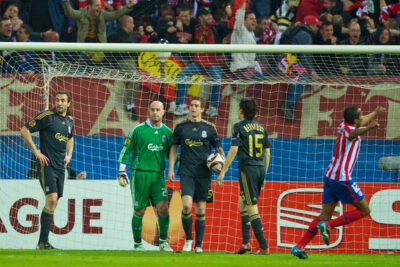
[131, 213, 143, 244]
[296, 217, 321, 250]
[240, 211, 251, 244]
[249, 214, 268, 249]
[181, 211, 193, 240]
[327, 209, 364, 228]
[158, 214, 170, 242]
[195, 214, 206, 248]
[39, 208, 54, 243]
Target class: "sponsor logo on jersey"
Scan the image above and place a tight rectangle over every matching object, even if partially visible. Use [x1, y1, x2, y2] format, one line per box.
[155, 130, 159, 134]
[55, 133, 69, 142]
[185, 139, 203, 147]
[29, 120, 36, 127]
[202, 131, 207, 138]
[148, 144, 164, 151]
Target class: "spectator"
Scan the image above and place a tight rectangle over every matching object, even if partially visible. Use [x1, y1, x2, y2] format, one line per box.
[0, 17, 13, 73]
[230, 1, 264, 98]
[339, 21, 374, 75]
[2, 1, 22, 32]
[62, 0, 135, 43]
[175, 6, 196, 44]
[313, 21, 340, 75]
[108, 14, 140, 121]
[173, 6, 228, 117]
[295, 0, 324, 24]
[368, 26, 392, 75]
[0, 16, 12, 42]
[271, 0, 300, 32]
[10, 24, 35, 74]
[156, 4, 177, 43]
[279, 15, 321, 123]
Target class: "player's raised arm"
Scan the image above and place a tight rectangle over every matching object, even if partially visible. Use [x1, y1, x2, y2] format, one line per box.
[168, 145, 178, 182]
[359, 106, 385, 126]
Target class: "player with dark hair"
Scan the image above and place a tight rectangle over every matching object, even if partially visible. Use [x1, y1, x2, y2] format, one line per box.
[217, 98, 271, 255]
[118, 101, 173, 252]
[20, 91, 74, 249]
[168, 96, 225, 253]
[291, 105, 385, 259]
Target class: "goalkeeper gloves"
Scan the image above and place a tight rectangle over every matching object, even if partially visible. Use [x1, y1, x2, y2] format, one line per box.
[118, 164, 129, 187]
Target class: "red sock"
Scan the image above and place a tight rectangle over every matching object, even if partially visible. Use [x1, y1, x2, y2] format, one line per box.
[296, 217, 321, 250]
[327, 209, 364, 228]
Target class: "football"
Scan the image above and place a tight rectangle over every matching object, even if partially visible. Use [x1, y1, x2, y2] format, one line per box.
[207, 153, 224, 174]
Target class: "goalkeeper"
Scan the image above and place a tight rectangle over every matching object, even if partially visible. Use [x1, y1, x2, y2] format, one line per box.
[118, 101, 173, 251]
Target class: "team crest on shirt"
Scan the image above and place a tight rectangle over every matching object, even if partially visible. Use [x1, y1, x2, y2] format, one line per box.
[202, 130, 207, 138]
[68, 126, 71, 134]
[29, 120, 36, 127]
[162, 135, 166, 143]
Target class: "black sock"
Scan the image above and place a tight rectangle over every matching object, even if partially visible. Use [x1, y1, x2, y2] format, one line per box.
[195, 214, 206, 248]
[181, 211, 193, 240]
[249, 214, 268, 249]
[240, 211, 251, 244]
[39, 208, 54, 243]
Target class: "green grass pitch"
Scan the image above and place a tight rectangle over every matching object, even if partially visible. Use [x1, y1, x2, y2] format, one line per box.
[0, 250, 398, 267]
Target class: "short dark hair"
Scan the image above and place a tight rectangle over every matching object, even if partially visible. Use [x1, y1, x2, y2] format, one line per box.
[0, 16, 10, 27]
[245, 10, 255, 20]
[20, 24, 32, 36]
[191, 96, 205, 108]
[344, 106, 360, 124]
[239, 98, 257, 120]
[321, 21, 333, 28]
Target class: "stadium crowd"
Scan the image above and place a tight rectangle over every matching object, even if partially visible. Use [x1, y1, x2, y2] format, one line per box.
[0, 0, 399, 120]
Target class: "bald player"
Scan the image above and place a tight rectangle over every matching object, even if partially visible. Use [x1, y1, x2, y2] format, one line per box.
[118, 101, 173, 252]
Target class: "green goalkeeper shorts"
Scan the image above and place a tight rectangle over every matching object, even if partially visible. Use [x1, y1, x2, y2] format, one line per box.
[130, 170, 168, 211]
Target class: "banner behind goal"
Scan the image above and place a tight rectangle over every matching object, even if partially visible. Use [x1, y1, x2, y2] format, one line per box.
[0, 43, 399, 253]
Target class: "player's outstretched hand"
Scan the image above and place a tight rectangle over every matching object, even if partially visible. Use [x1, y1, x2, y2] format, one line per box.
[375, 106, 386, 115]
[118, 171, 129, 187]
[368, 120, 380, 130]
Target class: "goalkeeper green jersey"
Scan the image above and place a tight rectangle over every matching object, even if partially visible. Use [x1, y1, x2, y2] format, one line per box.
[118, 119, 172, 171]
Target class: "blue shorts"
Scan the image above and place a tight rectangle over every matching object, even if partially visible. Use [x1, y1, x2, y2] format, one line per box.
[322, 176, 365, 205]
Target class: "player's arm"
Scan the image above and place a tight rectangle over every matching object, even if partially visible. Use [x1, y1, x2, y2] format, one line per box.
[20, 126, 49, 166]
[64, 137, 74, 167]
[216, 145, 238, 186]
[350, 121, 380, 139]
[263, 147, 271, 174]
[168, 145, 178, 182]
[359, 106, 385, 126]
[215, 146, 225, 159]
[117, 131, 135, 187]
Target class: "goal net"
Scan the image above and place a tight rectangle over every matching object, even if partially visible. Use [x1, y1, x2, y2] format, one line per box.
[0, 43, 399, 253]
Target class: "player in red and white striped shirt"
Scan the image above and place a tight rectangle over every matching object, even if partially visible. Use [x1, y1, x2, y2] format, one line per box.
[291, 105, 385, 259]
